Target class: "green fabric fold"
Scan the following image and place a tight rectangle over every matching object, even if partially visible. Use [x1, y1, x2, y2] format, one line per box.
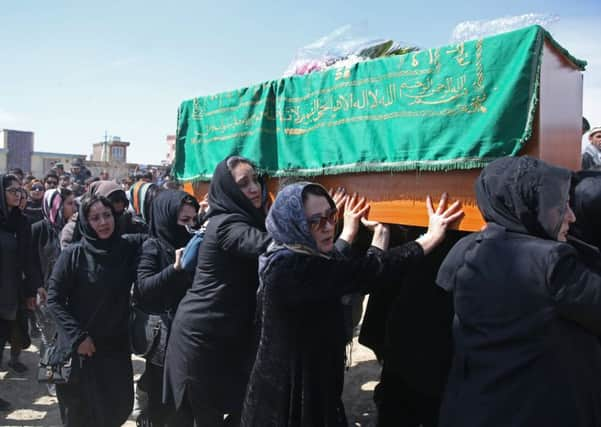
[174, 25, 586, 182]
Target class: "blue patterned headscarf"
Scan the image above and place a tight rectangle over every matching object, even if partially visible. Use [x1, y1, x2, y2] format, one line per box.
[266, 182, 335, 254]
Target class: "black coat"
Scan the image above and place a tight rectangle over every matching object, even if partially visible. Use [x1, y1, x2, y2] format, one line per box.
[47, 235, 141, 355]
[359, 228, 467, 398]
[241, 241, 424, 427]
[163, 213, 271, 412]
[437, 224, 601, 427]
[47, 234, 142, 427]
[31, 219, 61, 291]
[135, 237, 192, 365]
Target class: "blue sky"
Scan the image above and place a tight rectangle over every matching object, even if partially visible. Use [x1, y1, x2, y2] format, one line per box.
[1, 0, 600, 164]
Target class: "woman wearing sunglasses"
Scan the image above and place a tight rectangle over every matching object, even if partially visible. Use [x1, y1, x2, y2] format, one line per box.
[24, 181, 45, 223]
[241, 182, 462, 427]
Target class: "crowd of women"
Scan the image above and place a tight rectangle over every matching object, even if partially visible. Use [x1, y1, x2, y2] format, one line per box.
[2, 153, 601, 427]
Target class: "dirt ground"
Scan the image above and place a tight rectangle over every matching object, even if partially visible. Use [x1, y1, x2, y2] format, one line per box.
[1, 336, 380, 427]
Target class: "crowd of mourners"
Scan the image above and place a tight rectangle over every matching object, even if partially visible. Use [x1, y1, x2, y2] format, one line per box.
[2, 129, 601, 427]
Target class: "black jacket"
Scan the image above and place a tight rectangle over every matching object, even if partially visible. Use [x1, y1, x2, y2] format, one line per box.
[164, 213, 271, 412]
[31, 219, 61, 291]
[241, 241, 424, 427]
[135, 238, 192, 365]
[437, 224, 601, 427]
[47, 235, 142, 357]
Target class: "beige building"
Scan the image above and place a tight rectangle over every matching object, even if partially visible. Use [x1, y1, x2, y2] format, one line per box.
[30, 152, 86, 178]
[92, 136, 130, 163]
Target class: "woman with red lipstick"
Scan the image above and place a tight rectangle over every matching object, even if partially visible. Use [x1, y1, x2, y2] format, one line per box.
[48, 195, 144, 427]
[240, 182, 462, 427]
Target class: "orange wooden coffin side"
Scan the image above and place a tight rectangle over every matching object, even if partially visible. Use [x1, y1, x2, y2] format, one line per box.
[184, 40, 583, 232]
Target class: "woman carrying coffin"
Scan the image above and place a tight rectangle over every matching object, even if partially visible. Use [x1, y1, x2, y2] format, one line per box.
[164, 156, 271, 426]
[437, 157, 601, 427]
[241, 182, 462, 427]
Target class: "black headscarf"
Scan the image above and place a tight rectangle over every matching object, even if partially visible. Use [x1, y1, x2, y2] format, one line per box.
[475, 156, 571, 240]
[204, 157, 266, 230]
[77, 196, 121, 255]
[0, 174, 23, 232]
[0, 174, 32, 290]
[149, 190, 199, 250]
[571, 170, 601, 250]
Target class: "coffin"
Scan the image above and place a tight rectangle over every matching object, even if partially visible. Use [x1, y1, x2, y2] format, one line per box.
[176, 26, 586, 231]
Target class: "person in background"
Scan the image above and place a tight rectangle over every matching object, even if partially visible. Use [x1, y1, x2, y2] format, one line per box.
[134, 190, 199, 426]
[99, 170, 110, 181]
[48, 195, 143, 427]
[52, 163, 67, 179]
[128, 181, 160, 232]
[70, 159, 90, 185]
[437, 157, 601, 427]
[31, 187, 76, 396]
[581, 126, 601, 170]
[59, 175, 71, 190]
[120, 176, 133, 192]
[24, 181, 45, 223]
[44, 173, 59, 190]
[70, 183, 84, 199]
[84, 176, 100, 194]
[164, 156, 271, 426]
[0, 174, 36, 411]
[8, 168, 24, 184]
[23, 175, 36, 191]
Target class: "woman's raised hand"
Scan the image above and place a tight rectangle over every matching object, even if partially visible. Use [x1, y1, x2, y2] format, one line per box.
[416, 193, 464, 254]
[339, 193, 370, 245]
[328, 187, 348, 212]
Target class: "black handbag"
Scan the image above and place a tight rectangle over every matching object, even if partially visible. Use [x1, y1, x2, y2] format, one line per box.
[129, 305, 162, 357]
[37, 290, 112, 385]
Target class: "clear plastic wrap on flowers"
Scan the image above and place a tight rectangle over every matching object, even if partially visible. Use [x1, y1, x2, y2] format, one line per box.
[450, 13, 559, 43]
[283, 25, 419, 77]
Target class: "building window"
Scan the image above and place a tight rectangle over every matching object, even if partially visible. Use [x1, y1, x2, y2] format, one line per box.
[111, 146, 125, 162]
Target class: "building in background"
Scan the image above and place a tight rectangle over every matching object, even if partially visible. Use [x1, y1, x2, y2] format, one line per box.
[1, 129, 167, 181]
[92, 136, 130, 163]
[163, 134, 176, 166]
[30, 152, 86, 178]
[1, 129, 34, 172]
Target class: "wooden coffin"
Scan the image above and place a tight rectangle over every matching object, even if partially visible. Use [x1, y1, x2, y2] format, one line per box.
[184, 39, 583, 231]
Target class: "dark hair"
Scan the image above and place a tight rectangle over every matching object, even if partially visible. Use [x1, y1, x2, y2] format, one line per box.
[59, 174, 70, 181]
[70, 183, 84, 197]
[225, 156, 255, 172]
[583, 117, 591, 134]
[44, 172, 59, 183]
[59, 187, 73, 199]
[107, 190, 128, 205]
[85, 176, 100, 186]
[2, 174, 20, 188]
[301, 184, 335, 209]
[181, 194, 200, 210]
[81, 195, 114, 220]
[8, 168, 24, 177]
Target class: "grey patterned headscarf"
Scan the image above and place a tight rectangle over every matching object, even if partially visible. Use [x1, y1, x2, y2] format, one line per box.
[265, 182, 335, 255]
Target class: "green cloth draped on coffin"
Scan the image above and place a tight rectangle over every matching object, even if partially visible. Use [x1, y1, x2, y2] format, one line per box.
[174, 25, 586, 182]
